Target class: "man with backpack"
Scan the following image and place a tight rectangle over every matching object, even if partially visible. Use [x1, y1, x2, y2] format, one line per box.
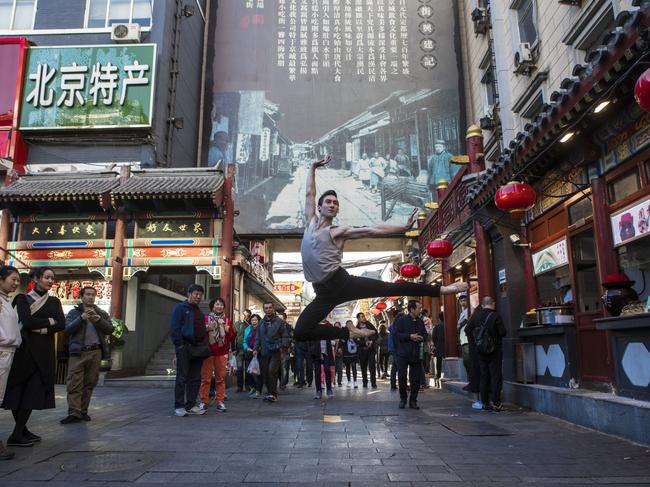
[465, 296, 507, 412]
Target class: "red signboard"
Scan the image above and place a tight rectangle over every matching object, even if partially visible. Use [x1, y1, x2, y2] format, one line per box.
[0, 38, 29, 173]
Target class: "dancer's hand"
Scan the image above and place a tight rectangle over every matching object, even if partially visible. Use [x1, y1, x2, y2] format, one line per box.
[312, 155, 331, 169]
[404, 208, 418, 229]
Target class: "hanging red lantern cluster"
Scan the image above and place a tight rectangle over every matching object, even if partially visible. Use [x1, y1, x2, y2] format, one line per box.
[400, 263, 421, 279]
[495, 180, 536, 219]
[375, 302, 387, 311]
[635, 67, 650, 113]
[426, 238, 453, 259]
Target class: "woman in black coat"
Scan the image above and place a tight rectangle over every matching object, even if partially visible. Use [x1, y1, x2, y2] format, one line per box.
[2, 267, 65, 447]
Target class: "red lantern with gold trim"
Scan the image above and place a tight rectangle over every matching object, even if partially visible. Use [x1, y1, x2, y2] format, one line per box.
[376, 302, 387, 311]
[635, 67, 650, 113]
[426, 238, 453, 259]
[495, 180, 536, 219]
[400, 263, 421, 279]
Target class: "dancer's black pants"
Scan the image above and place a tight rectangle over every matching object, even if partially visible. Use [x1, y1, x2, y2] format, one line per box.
[397, 357, 422, 403]
[294, 268, 440, 341]
[358, 348, 376, 387]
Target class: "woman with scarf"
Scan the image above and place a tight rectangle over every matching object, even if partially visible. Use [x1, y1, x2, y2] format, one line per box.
[243, 314, 262, 397]
[199, 298, 234, 412]
[2, 267, 65, 447]
[0, 265, 21, 459]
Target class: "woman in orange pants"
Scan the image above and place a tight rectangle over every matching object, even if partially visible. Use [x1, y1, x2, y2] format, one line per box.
[199, 298, 234, 412]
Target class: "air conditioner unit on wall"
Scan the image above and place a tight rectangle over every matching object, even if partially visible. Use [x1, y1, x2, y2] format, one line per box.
[514, 42, 535, 75]
[110, 23, 141, 43]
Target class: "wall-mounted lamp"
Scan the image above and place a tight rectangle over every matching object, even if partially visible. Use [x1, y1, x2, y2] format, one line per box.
[559, 131, 574, 143]
[509, 234, 531, 248]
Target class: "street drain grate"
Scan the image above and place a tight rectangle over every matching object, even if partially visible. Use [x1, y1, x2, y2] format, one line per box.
[42, 451, 165, 473]
[437, 419, 512, 436]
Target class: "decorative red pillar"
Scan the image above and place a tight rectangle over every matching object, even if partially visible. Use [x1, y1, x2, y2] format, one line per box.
[591, 177, 618, 284]
[466, 124, 485, 173]
[220, 165, 235, 317]
[110, 166, 130, 320]
[0, 209, 10, 265]
[467, 124, 494, 300]
[442, 260, 458, 357]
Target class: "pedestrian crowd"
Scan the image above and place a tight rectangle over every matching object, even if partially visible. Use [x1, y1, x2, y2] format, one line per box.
[0, 266, 507, 460]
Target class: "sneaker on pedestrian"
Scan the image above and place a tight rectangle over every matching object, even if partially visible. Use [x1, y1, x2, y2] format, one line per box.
[23, 429, 41, 443]
[491, 403, 502, 412]
[187, 405, 206, 415]
[255, 391, 262, 398]
[174, 408, 188, 417]
[482, 403, 493, 412]
[398, 399, 406, 409]
[353, 380, 358, 389]
[216, 402, 227, 412]
[371, 383, 377, 389]
[266, 394, 278, 403]
[60, 414, 83, 424]
[314, 391, 322, 399]
[198, 402, 207, 411]
[326, 389, 334, 398]
[409, 400, 420, 410]
[471, 401, 483, 410]
[6, 435, 34, 447]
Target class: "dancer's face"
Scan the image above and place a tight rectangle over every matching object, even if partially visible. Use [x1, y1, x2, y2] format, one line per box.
[319, 195, 339, 218]
[35, 269, 55, 292]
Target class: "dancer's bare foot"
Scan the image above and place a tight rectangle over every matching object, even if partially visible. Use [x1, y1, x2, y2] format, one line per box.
[347, 322, 375, 340]
[440, 282, 469, 295]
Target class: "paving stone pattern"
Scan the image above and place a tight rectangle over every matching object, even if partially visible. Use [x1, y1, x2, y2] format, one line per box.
[0, 382, 649, 486]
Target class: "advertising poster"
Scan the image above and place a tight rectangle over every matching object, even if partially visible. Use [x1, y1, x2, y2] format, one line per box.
[611, 195, 650, 247]
[206, 0, 463, 234]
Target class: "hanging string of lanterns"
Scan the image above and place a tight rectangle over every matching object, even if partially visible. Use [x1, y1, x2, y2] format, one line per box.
[426, 238, 453, 259]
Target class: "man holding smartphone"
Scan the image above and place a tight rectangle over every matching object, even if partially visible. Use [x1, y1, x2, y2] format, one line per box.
[61, 286, 114, 424]
[393, 300, 427, 410]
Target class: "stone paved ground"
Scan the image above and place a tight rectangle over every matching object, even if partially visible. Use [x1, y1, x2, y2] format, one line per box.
[0, 380, 649, 486]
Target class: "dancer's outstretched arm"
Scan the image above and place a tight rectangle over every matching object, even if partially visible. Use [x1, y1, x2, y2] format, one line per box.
[305, 156, 331, 223]
[333, 208, 418, 241]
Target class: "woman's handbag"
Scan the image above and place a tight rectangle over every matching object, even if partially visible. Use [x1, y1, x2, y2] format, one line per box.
[188, 338, 211, 359]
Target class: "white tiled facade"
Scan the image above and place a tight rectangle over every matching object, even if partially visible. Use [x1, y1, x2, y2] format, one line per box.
[457, 0, 637, 160]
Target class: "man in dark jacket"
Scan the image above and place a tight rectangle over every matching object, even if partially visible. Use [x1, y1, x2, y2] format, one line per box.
[355, 312, 378, 388]
[393, 300, 427, 409]
[170, 284, 207, 417]
[61, 286, 114, 424]
[254, 302, 290, 402]
[465, 296, 507, 411]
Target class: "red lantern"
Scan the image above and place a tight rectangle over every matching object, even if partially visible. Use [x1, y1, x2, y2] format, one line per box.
[495, 180, 536, 219]
[370, 308, 382, 316]
[400, 263, 421, 279]
[635, 67, 650, 113]
[426, 238, 453, 259]
[376, 302, 387, 311]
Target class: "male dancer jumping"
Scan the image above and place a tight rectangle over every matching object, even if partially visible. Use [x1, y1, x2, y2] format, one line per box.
[294, 156, 468, 342]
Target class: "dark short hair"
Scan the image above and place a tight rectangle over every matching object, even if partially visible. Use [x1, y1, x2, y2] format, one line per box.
[30, 267, 54, 281]
[0, 265, 19, 281]
[356, 312, 365, 319]
[439, 311, 444, 321]
[262, 301, 275, 308]
[244, 309, 252, 316]
[250, 314, 261, 322]
[318, 190, 338, 207]
[407, 300, 420, 312]
[345, 320, 353, 325]
[79, 286, 96, 298]
[209, 297, 225, 310]
[187, 284, 204, 295]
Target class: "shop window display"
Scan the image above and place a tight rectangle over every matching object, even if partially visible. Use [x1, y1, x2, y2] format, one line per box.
[608, 169, 641, 204]
[616, 240, 650, 305]
[535, 266, 572, 306]
[571, 230, 601, 313]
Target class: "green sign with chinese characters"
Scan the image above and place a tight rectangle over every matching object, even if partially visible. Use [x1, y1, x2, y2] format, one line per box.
[136, 219, 211, 238]
[19, 44, 156, 130]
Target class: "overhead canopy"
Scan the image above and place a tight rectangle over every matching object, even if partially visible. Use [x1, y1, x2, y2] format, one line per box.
[110, 167, 225, 211]
[0, 171, 119, 213]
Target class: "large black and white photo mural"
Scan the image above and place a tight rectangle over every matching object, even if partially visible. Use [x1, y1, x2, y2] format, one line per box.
[205, 0, 464, 234]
